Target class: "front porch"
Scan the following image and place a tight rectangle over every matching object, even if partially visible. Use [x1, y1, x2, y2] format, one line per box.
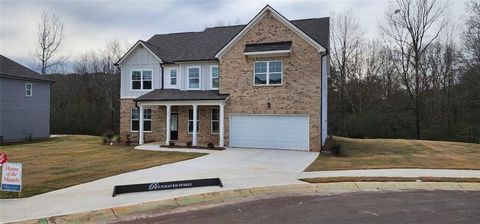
[134, 89, 229, 147]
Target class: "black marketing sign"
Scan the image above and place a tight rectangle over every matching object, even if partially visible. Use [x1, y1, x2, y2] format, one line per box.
[112, 178, 223, 197]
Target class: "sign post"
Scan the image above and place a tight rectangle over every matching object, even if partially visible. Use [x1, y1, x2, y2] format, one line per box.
[0, 152, 7, 166]
[1, 162, 22, 193]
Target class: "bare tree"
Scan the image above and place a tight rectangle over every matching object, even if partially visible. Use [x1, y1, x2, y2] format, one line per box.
[462, 1, 480, 77]
[73, 39, 128, 131]
[32, 11, 65, 75]
[381, 0, 446, 139]
[205, 18, 242, 28]
[330, 10, 364, 136]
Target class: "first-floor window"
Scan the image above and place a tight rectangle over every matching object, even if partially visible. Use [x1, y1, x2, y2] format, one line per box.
[25, 83, 32, 96]
[188, 108, 199, 133]
[131, 108, 152, 132]
[211, 108, 219, 134]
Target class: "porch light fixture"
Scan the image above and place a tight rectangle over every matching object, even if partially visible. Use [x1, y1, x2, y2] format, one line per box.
[267, 102, 271, 108]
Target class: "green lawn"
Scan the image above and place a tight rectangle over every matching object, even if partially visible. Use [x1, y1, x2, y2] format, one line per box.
[0, 135, 205, 198]
[306, 137, 480, 171]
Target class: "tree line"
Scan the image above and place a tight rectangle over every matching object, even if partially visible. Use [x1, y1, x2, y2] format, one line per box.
[329, 0, 480, 143]
[31, 0, 479, 143]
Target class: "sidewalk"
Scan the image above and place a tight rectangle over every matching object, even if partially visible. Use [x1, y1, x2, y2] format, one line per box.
[300, 169, 480, 179]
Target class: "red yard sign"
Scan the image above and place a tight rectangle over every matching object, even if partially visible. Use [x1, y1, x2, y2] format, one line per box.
[0, 152, 7, 165]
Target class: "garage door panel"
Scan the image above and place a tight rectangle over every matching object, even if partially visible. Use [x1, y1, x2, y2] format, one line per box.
[230, 115, 309, 151]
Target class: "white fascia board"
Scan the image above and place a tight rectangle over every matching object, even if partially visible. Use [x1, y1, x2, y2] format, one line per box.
[137, 100, 227, 106]
[215, 5, 326, 59]
[117, 41, 163, 65]
[244, 50, 291, 57]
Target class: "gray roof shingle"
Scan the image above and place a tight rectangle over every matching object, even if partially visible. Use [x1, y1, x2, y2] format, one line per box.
[145, 18, 329, 63]
[135, 89, 229, 102]
[0, 55, 53, 83]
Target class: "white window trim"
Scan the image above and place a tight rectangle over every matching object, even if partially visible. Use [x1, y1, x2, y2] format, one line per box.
[253, 60, 283, 86]
[170, 69, 178, 87]
[211, 108, 219, 134]
[25, 83, 32, 96]
[188, 108, 200, 134]
[130, 69, 153, 91]
[210, 65, 219, 90]
[187, 66, 201, 90]
[130, 108, 152, 133]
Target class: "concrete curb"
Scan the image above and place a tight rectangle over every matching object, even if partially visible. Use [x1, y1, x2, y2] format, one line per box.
[18, 182, 480, 224]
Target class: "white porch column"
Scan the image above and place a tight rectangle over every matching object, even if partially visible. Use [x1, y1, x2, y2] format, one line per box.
[139, 106, 144, 145]
[165, 105, 171, 145]
[219, 104, 224, 147]
[192, 104, 198, 146]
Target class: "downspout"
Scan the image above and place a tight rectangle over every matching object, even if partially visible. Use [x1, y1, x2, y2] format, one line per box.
[135, 100, 139, 110]
[320, 50, 328, 151]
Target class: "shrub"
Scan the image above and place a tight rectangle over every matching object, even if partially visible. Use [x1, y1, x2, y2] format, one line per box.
[102, 136, 109, 145]
[125, 134, 132, 145]
[207, 142, 215, 148]
[169, 141, 175, 146]
[186, 141, 193, 147]
[331, 143, 342, 156]
[114, 135, 121, 143]
[103, 130, 114, 141]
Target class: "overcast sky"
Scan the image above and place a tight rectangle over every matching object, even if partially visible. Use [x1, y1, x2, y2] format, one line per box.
[0, 0, 468, 70]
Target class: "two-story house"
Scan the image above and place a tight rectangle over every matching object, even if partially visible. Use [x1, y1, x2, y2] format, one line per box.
[116, 5, 329, 151]
[0, 55, 53, 143]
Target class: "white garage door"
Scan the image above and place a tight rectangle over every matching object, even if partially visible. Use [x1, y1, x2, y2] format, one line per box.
[230, 115, 309, 151]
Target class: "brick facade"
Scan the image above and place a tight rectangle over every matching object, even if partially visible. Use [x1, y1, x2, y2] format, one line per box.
[120, 100, 220, 146]
[120, 10, 324, 151]
[219, 10, 322, 151]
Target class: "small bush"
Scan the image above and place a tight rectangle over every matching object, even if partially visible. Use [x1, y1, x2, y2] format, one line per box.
[103, 130, 114, 141]
[114, 135, 121, 143]
[186, 141, 193, 147]
[331, 143, 342, 155]
[125, 134, 132, 145]
[207, 142, 215, 148]
[102, 136, 109, 145]
[169, 141, 175, 146]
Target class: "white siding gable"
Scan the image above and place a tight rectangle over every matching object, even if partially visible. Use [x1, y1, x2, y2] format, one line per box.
[120, 45, 161, 99]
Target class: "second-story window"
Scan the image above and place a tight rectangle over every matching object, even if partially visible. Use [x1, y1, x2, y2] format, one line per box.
[132, 70, 152, 90]
[211, 66, 219, 89]
[254, 60, 283, 86]
[170, 69, 177, 85]
[188, 67, 200, 89]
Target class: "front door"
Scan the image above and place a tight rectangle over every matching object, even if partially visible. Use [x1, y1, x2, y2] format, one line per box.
[170, 113, 178, 140]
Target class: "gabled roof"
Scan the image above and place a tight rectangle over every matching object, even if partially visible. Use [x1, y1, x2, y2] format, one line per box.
[116, 41, 164, 65]
[215, 5, 328, 58]
[0, 54, 53, 83]
[118, 6, 329, 64]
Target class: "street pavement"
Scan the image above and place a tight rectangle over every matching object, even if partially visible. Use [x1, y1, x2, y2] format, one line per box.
[116, 190, 480, 224]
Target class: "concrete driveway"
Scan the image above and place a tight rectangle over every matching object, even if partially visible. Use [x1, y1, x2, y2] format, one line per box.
[0, 147, 317, 223]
